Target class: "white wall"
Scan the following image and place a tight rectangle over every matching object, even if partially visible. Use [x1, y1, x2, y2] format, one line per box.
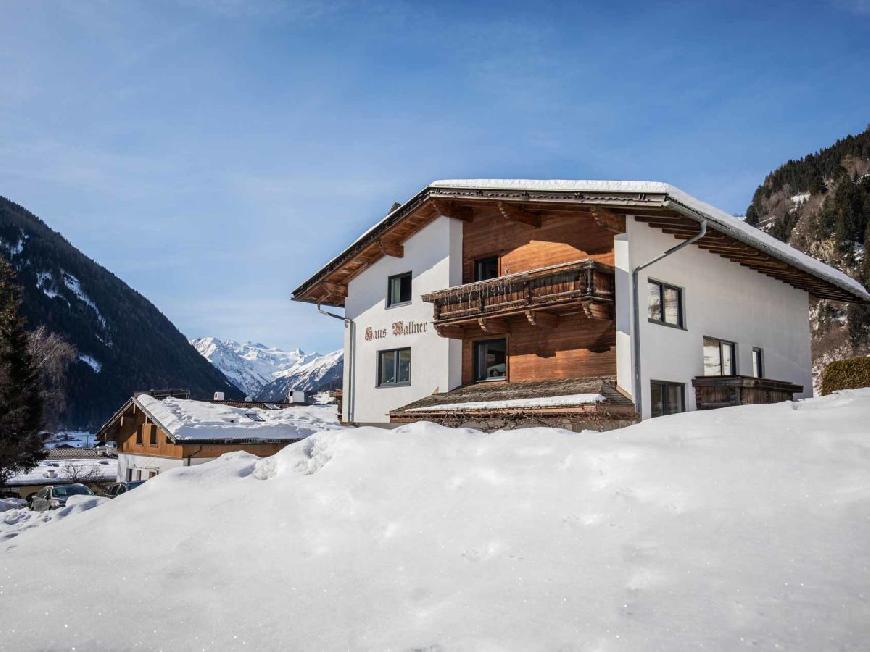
[117, 453, 215, 481]
[342, 216, 464, 424]
[619, 218, 813, 419]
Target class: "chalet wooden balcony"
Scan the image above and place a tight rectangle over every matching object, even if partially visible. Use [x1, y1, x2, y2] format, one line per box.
[422, 259, 615, 337]
[692, 375, 803, 410]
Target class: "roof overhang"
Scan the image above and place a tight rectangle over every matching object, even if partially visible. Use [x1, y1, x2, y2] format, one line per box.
[291, 180, 870, 306]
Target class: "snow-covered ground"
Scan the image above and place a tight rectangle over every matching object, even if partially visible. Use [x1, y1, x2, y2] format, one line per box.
[42, 430, 95, 449]
[1, 391, 869, 650]
[1, 495, 107, 542]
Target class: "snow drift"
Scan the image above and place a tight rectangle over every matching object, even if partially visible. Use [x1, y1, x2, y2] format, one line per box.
[1, 391, 869, 650]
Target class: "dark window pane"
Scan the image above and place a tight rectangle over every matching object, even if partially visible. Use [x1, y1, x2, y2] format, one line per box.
[647, 282, 662, 321]
[475, 257, 499, 281]
[397, 348, 412, 383]
[379, 350, 397, 385]
[665, 384, 683, 414]
[475, 339, 507, 381]
[663, 287, 681, 326]
[651, 381, 664, 418]
[387, 273, 411, 306]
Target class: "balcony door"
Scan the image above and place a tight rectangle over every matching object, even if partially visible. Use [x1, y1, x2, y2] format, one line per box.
[474, 338, 507, 382]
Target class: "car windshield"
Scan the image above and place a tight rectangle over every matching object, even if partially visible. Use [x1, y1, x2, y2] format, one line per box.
[53, 484, 93, 497]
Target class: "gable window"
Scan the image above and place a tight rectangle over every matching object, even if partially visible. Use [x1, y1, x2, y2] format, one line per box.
[136, 425, 143, 445]
[378, 348, 411, 386]
[474, 338, 507, 382]
[752, 347, 764, 378]
[703, 336, 736, 375]
[387, 272, 412, 307]
[650, 381, 685, 417]
[648, 280, 684, 328]
[149, 425, 158, 447]
[474, 256, 499, 282]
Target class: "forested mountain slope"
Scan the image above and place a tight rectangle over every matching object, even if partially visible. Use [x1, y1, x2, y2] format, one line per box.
[0, 196, 241, 428]
[745, 126, 870, 380]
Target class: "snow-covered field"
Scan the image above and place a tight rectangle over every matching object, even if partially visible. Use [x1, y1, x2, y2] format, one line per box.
[1, 391, 869, 650]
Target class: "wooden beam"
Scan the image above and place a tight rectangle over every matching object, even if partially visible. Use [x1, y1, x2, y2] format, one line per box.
[378, 238, 404, 258]
[591, 207, 626, 233]
[525, 310, 559, 328]
[581, 301, 613, 321]
[478, 317, 510, 333]
[430, 199, 474, 222]
[436, 324, 467, 339]
[497, 202, 541, 228]
[321, 281, 347, 298]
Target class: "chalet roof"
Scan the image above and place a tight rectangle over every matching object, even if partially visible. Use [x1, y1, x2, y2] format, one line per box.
[292, 179, 870, 306]
[391, 376, 634, 415]
[97, 394, 340, 444]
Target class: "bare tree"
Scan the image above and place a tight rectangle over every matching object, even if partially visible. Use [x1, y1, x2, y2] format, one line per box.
[61, 460, 104, 484]
[27, 327, 76, 430]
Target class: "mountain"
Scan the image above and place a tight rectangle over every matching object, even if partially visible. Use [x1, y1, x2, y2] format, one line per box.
[192, 337, 343, 400]
[0, 196, 241, 429]
[745, 126, 870, 383]
[256, 349, 343, 401]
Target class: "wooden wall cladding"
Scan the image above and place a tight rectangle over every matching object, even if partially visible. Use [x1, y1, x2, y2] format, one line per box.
[461, 314, 616, 385]
[462, 210, 615, 283]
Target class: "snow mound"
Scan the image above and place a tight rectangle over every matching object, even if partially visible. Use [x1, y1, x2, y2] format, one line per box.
[1, 391, 869, 650]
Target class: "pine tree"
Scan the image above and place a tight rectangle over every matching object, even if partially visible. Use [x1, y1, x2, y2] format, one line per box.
[0, 256, 44, 484]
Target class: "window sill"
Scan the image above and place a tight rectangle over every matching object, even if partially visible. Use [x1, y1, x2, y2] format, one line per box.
[376, 382, 412, 388]
[385, 301, 412, 310]
[647, 318, 687, 331]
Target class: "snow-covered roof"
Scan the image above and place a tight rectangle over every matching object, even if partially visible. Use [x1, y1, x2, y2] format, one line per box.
[134, 394, 340, 443]
[431, 179, 869, 301]
[293, 179, 869, 304]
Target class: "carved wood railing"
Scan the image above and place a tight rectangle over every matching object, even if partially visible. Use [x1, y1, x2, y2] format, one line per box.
[422, 259, 615, 325]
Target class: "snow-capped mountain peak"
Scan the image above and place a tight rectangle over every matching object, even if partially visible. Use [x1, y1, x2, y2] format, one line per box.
[191, 337, 342, 399]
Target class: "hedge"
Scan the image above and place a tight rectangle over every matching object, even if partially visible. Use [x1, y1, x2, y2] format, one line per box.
[820, 357, 870, 395]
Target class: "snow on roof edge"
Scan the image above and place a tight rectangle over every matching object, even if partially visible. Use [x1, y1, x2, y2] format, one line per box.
[431, 179, 869, 301]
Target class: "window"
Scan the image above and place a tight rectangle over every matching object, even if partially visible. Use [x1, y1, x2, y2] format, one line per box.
[149, 425, 158, 446]
[648, 280, 684, 328]
[703, 336, 736, 375]
[126, 468, 133, 482]
[136, 470, 143, 481]
[387, 272, 412, 307]
[135, 425, 143, 445]
[377, 348, 411, 386]
[650, 381, 685, 417]
[148, 470, 157, 479]
[752, 347, 764, 378]
[474, 256, 499, 282]
[474, 339, 507, 382]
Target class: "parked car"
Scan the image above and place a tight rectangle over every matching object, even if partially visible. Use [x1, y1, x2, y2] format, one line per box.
[104, 481, 145, 498]
[29, 483, 94, 511]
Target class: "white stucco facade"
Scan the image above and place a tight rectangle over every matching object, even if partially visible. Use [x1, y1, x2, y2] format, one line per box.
[615, 217, 813, 418]
[342, 215, 463, 424]
[117, 452, 216, 481]
[339, 213, 815, 425]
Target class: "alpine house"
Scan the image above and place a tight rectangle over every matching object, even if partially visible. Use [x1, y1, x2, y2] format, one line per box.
[292, 179, 870, 430]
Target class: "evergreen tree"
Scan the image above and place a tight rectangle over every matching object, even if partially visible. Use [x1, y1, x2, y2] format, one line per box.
[0, 255, 44, 484]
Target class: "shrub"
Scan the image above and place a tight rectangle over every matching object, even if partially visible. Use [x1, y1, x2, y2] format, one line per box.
[820, 357, 870, 395]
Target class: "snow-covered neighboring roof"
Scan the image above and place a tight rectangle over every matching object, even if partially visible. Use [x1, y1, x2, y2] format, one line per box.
[134, 394, 340, 442]
[5, 458, 117, 486]
[431, 179, 869, 301]
[293, 178, 869, 304]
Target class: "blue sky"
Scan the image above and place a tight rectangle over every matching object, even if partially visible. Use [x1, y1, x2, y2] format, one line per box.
[1, 0, 868, 353]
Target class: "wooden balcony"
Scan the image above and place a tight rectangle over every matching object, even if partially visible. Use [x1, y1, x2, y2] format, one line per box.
[422, 259, 615, 337]
[692, 375, 803, 410]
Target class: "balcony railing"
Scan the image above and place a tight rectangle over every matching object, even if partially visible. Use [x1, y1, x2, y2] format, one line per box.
[422, 259, 615, 326]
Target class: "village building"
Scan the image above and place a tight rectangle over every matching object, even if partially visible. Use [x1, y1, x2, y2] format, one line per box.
[96, 392, 337, 481]
[293, 179, 870, 430]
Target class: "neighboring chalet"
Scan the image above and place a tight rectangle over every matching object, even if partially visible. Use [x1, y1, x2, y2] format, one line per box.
[292, 179, 870, 430]
[97, 392, 338, 481]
